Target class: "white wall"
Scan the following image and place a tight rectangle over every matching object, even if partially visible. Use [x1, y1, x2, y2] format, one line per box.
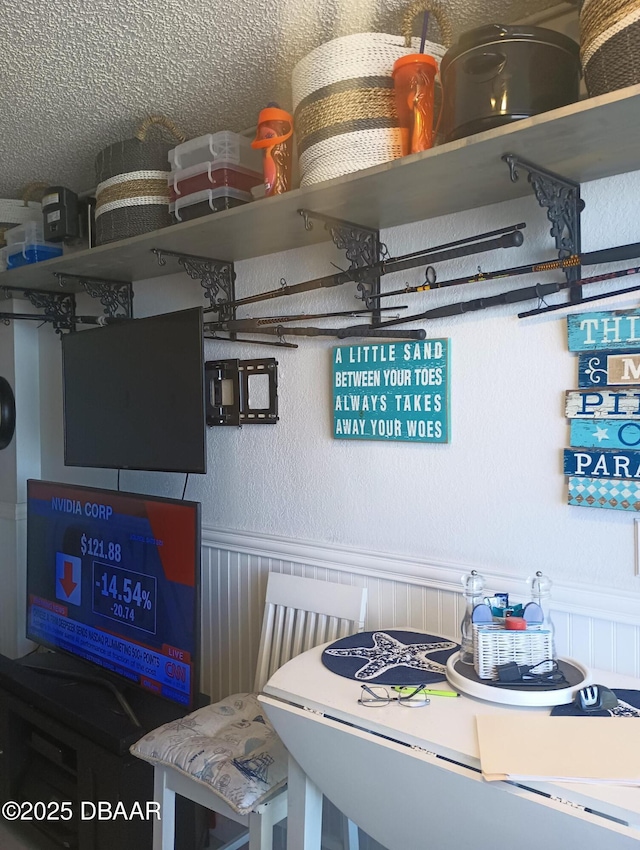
[0, 306, 41, 656]
[7, 167, 640, 658]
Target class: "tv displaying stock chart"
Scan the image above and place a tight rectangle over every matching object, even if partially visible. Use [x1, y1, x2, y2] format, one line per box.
[26, 480, 201, 708]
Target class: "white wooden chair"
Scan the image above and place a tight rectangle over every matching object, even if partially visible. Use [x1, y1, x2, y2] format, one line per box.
[132, 571, 367, 850]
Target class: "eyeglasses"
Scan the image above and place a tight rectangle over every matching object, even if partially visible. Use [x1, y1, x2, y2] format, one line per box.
[358, 684, 430, 708]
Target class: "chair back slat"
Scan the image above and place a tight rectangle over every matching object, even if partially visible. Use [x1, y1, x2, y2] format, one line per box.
[279, 607, 297, 669]
[325, 617, 339, 643]
[253, 572, 367, 692]
[254, 603, 276, 692]
[302, 611, 318, 653]
[269, 604, 286, 678]
[291, 610, 307, 659]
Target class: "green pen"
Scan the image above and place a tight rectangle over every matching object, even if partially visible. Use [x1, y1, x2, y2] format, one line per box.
[393, 686, 460, 698]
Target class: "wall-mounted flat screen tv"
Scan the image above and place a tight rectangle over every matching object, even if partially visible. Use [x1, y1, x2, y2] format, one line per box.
[26, 479, 201, 709]
[62, 307, 206, 473]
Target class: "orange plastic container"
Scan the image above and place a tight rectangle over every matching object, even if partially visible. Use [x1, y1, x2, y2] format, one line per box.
[392, 53, 438, 155]
[251, 105, 294, 196]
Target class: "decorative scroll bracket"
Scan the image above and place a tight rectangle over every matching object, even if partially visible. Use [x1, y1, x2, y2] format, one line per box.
[15, 290, 77, 335]
[54, 273, 133, 319]
[298, 208, 383, 317]
[152, 248, 236, 322]
[503, 154, 584, 303]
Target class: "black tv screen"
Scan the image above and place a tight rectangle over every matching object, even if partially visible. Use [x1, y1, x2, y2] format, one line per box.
[26, 479, 201, 709]
[62, 307, 206, 473]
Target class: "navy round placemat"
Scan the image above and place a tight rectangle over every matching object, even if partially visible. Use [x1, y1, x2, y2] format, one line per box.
[321, 630, 460, 685]
[551, 689, 640, 716]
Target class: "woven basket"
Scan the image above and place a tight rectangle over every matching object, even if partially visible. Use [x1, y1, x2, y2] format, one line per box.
[473, 624, 554, 681]
[580, 0, 640, 96]
[95, 116, 185, 246]
[292, 1, 452, 186]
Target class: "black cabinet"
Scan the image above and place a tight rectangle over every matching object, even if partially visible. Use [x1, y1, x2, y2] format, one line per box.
[0, 653, 207, 850]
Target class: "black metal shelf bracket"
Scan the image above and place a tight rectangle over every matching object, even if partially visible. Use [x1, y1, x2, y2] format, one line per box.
[53, 273, 133, 319]
[503, 153, 584, 302]
[152, 248, 236, 322]
[205, 358, 278, 426]
[298, 208, 383, 317]
[0, 286, 77, 335]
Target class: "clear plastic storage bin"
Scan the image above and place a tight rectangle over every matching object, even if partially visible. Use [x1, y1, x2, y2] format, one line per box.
[168, 161, 262, 203]
[170, 187, 253, 223]
[4, 220, 46, 246]
[1, 239, 63, 270]
[168, 131, 262, 172]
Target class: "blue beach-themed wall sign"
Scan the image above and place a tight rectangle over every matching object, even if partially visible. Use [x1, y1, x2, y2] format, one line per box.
[570, 419, 640, 450]
[568, 309, 640, 352]
[568, 476, 640, 512]
[565, 389, 640, 419]
[563, 448, 640, 478]
[578, 351, 640, 387]
[332, 339, 450, 442]
[566, 309, 640, 511]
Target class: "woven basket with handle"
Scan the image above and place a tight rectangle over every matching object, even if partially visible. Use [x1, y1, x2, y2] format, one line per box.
[94, 116, 185, 246]
[292, 1, 452, 186]
[580, 0, 640, 96]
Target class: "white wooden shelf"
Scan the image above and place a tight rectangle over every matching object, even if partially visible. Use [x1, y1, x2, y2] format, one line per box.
[3, 84, 640, 296]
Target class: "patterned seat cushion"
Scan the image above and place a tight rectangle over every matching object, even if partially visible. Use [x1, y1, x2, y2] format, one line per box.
[130, 693, 288, 815]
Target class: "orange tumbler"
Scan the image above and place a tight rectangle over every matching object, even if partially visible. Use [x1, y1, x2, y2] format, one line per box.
[251, 105, 294, 196]
[392, 54, 438, 155]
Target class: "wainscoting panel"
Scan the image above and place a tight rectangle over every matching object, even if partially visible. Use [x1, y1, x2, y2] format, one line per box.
[200, 526, 640, 701]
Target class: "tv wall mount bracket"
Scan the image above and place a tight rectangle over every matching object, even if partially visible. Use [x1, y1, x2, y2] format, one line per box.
[503, 153, 584, 303]
[205, 358, 278, 426]
[152, 248, 236, 323]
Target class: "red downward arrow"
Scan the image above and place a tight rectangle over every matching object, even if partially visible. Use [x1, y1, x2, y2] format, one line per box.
[59, 561, 77, 598]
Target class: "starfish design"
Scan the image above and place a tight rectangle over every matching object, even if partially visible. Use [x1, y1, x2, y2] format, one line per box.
[325, 631, 457, 680]
[609, 699, 640, 717]
[593, 425, 609, 443]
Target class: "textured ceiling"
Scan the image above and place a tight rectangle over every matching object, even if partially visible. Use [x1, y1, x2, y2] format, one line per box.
[1, 0, 567, 199]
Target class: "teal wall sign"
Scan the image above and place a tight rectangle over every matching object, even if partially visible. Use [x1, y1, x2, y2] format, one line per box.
[332, 339, 450, 442]
[568, 309, 640, 352]
[566, 309, 640, 510]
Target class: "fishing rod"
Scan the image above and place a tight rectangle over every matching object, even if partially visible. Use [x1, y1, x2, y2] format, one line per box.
[204, 333, 299, 348]
[345, 261, 640, 331]
[215, 225, 526, 311]
[0, 313, 126, 326]
[372, 239, 640, 300]
[519, 264, 640, 318]
[205, 321, 426, 340]
[203, 305, 405, 322]
[203, 308, 409, 348]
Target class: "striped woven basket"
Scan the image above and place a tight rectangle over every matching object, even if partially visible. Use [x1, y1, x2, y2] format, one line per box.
[292, 1, 452, 186]
[95, 116, 185, 246]
[581, 0, 640, 96]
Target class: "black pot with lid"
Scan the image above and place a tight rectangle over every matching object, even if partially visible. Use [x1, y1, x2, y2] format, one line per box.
[439, 24, 581, 143]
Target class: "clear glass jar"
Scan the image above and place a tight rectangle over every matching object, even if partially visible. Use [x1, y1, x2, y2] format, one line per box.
[527, 570, 556, 658]
[460, 570, 485, 664]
